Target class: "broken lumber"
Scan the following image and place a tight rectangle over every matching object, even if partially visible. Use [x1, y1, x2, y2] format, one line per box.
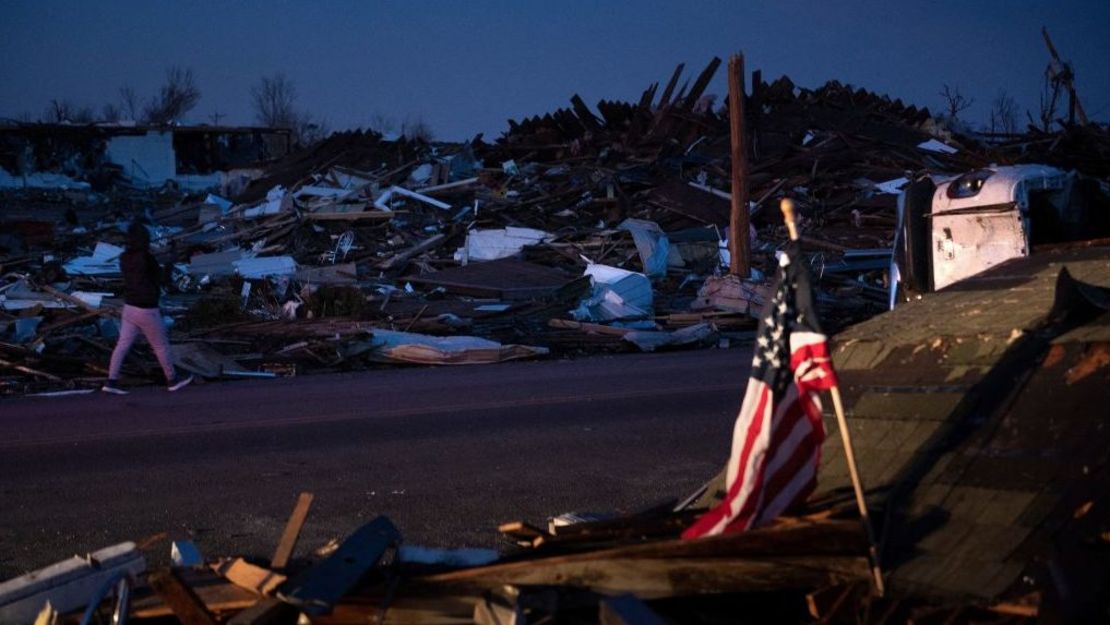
[148, 568, 219, 625]
[271, 492, 314, 570]
[378, 234, 447, 271]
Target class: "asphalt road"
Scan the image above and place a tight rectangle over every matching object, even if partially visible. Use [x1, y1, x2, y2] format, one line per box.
[0, 348, 750, 579]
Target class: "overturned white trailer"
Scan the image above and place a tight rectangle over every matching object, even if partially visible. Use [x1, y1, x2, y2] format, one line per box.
[893, 164, 1110, 300]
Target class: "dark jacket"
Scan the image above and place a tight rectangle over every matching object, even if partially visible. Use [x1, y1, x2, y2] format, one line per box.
[120, 249, 162, 308]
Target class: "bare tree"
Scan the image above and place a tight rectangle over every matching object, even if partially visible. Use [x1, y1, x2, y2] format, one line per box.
[43, 99, 93, 123]
[295, 115, 330, 147]
[367, 112, 397, 135]
[143, 66, 201, 124]
[250, 73, 329, 146]
[44, 99, 71, 123]
[939, 84, 974, 120]
[101, 103, 122, 122]
[401, 116, 434, 142]
[989, 90, 1019, 134]
[251, 73, 299, 128]
[118, 85, 139, 120]
[72, 107, 95, 123]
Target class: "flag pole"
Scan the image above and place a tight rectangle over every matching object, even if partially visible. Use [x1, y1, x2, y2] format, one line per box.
[780, 198, 886, 597]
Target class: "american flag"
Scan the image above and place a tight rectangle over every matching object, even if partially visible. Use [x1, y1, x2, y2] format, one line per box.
[683, 240, 837, 538]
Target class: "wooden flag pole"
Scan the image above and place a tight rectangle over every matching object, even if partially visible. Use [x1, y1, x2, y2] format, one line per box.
[780, 198, 886, 597]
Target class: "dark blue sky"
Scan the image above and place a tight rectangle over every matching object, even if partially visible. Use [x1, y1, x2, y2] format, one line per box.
[2, 1, 1108, 140]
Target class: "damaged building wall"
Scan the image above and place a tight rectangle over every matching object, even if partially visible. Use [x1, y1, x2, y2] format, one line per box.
[0, 124, 291, 192]
[105, 131, 176, 187]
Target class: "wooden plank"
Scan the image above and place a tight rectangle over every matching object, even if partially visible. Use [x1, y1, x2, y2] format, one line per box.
[148, 568, 219, 625]
[378, 234, 447, 271]
[271, 492, 314, 570]
[303, 210, 395, 221]
[0, 357, 62, 381]
[657, 63, 686, 109]
[581, 519, 861, 560]
[988, 601, 1038, 617]
[425, 520, 866, 589]
[38, 284, 118, 319]
[36, 309, 101, 335]
[278, 516, 400, 616]
[417, 556, 868, 599]
[130, 576, 258, 619]
[547, 319, 633, 337]
[212, 558, 287, 595]
[680, 57, 722, 111]
[497, 521, 550, 547]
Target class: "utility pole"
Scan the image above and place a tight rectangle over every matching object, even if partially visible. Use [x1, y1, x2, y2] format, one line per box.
[209, 111, 226, 126]
[728, 53, 750, 277]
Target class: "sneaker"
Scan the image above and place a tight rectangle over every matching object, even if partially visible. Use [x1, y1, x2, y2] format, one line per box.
[167, 375, 194, 392]
[101, 381, 129, 395]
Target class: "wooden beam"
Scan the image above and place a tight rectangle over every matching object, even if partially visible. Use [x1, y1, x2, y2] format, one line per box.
[420, 520, 869, 597]
[418, 556, 868, 599]
[271, 492, 315, 570]
[148, 568, 219, 625]
[377, 234, 448, 271]
[681, 57, 722, 111]
[0, 358, 62, 381]
[657, 63, 686, 109]
[37, 284, 118, 319]
[130, 575, 263, 619]
[547, 319, 634, 337]
[213, 558, 287, 595]
[303, 210, 395, 222]
[497, 521, 551, 547]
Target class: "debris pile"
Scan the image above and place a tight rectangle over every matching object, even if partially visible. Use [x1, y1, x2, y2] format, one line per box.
[7, 241, 1110, 623]
[0, 494, 1043, 625]
[4, 58, 1110, 395]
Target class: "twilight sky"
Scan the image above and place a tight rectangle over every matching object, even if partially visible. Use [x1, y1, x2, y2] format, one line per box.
[2, 0, 1108, 141]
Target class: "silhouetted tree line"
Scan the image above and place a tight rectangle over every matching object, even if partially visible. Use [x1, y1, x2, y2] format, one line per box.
[31, 67, 338, 148]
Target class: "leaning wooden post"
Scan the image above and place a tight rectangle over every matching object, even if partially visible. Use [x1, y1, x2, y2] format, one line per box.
[780, 198, 886, 597]
[728, 53, 750, 278]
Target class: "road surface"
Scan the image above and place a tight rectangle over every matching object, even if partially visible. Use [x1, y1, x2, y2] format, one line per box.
[0, 348, 750, 578]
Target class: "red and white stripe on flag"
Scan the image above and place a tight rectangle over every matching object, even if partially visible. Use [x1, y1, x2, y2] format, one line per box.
[681, 330, 836, 539]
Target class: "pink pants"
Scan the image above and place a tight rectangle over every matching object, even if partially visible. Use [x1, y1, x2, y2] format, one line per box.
[108, 304, 176, 382]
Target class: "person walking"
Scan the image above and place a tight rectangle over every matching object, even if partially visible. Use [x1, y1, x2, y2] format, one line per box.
[102, 220, 193, 394]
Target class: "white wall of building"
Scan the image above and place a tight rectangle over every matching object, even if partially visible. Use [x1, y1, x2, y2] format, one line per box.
[105, 131, 176, 186]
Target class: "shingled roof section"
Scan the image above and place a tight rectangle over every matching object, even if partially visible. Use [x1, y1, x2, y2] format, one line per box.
[817, 242, 1110, 603]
